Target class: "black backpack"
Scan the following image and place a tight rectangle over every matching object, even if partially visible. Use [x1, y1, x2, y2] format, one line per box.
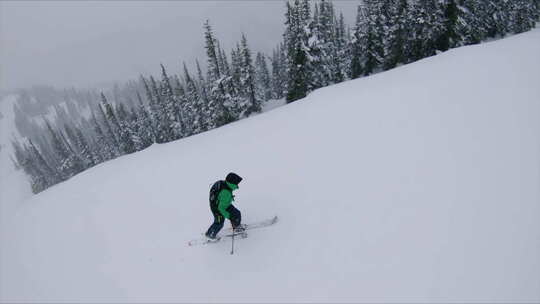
[209, 180, 228, 204]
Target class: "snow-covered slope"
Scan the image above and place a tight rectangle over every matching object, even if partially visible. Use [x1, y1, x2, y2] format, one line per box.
[1, 28, 540, 303]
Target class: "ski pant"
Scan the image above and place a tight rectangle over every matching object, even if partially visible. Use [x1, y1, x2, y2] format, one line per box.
[206, 204, 241, 238]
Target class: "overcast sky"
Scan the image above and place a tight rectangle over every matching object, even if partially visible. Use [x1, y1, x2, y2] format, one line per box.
[1, 1, 359, 92]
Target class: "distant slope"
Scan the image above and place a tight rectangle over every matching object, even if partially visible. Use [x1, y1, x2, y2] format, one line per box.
[1, 28, 539, 303]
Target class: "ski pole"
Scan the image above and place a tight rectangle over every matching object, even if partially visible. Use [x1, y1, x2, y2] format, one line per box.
[230, 227, 235, 255]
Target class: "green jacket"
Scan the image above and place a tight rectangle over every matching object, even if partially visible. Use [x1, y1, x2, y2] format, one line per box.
[217, 181, 239, 219]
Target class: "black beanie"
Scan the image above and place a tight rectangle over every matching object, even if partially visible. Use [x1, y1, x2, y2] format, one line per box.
[225, 172, 242, 185]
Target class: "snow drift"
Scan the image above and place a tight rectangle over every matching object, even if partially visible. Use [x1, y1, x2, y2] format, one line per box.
[1, 28, 540, 302]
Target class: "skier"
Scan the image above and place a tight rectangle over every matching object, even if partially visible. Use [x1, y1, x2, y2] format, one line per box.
[205, 172, 245, 240]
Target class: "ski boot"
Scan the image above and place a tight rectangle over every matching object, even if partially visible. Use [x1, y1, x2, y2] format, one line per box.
[232, 224, 247, 233]
[205, 232, 220, 242]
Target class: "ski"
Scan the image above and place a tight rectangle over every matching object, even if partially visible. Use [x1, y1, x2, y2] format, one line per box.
[224, 215, 278, 233]
[187, 216, 278, 247]
[188, 232, 248, 247]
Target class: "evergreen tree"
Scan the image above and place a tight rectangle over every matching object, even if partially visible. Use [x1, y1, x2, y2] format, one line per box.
[44, 119, 84, 179]
[27, 139, 60, 190]
[173, 74, 189, 138]
[510, 0, 538, 33]
[114, 102, 137, 154]
[100, 93, 123, 147]
[333, 11, 349, 83]
[12, 140, 39, 193]
[79, 117, 103, 165]
[160, 64, 183, 140]
[239, 34, 261, 116]
[409, 0, 445, 61]
[141, 75, 158, 140]
[12, 138, 59, 193]
[271, 46, 287, 99]
[195, 59, 210, 108]
[350, 0, 384, 77]
[231, 44, 243, 96]
[350, 5, 366, 79]
[455, 0, 489, 45]
[438, 0, 460, 49]
[146, 75, 172, 143]
[285, 0, 311, 103]
[308, 0, 332, 90]
[63, 123, 94, 168]
[203, 21, 233, 126]
[183, 63, 203, 135]
[135, 90, 156, 145]
[90, 108, 115, 161]
[195, 59, 212, 131]
[383, 0, 411, 69]
[204, 20, 222, 83]
[255, 52, 272, 102]
[317, 1, 345, 85]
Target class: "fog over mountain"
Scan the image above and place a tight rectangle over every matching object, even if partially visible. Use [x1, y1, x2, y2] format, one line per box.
[0, 1, 357, 91]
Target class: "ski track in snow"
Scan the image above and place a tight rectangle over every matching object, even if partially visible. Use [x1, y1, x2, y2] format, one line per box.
[1, 28, 540, 302]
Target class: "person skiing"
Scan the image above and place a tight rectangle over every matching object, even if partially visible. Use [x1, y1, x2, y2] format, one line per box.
[205, 172, 245, 240]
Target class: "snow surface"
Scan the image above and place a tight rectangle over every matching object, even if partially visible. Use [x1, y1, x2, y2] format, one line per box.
[1, 28, 540, 303]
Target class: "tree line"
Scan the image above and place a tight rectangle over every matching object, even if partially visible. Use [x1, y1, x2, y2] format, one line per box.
[12, 0, 539, 193]
[283, 0, 538, 101]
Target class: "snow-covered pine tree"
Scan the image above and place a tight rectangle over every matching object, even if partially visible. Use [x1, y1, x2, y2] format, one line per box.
[271, 45, 287, 99]
[13, 141, 39, 193]
[350, 4, 366, 79]
[203, 20, 233, 126]
[79, 117, 103, 165]
[351, 0, 384, 77]
[204, 21, 222, 84]
[509, 0, 538, 33]
[383, 0, 411, 69]
[218, 47, 243, 120]
[100, 93, 121, 142]
[195, 59, 210, 109]
[435, 0, 459, 50]
[135, 90, 156, 147]
[255, 52, 272, 102]
[114, 102, 137, 154]
[285, 0, 311, 103]
[172, 74, 188, 139]
[231, 44, 243, 96]
[238, 33, 261, 116]
[63, 123, 94, 168]
[195, 59, 213, 132]
[318, 1, 346, 85]
[126, 108, 145, 152]
[183, 63, 203, 135]
[148, 75, 172, 143]
[220, 47, 232, 78]
[159, 64, 183, 141]
[27, 138, 61, 191]
[76, 125, 100, 166]
[308, 0, 332, 90]
[333, 11, 349, 83]
[409, 0, 445, 61]
[12, 138, 59, 193]
[452, 0, 493, 46]
[44, 119, 84, 179]
[132, 91, 154, 149]
[90, 107, 115, 161]
[492, 0, 513, 36]
[141, 76, 161, 143]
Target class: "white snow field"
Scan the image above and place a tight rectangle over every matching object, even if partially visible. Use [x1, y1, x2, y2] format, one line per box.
[1, 28, 540, 303]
